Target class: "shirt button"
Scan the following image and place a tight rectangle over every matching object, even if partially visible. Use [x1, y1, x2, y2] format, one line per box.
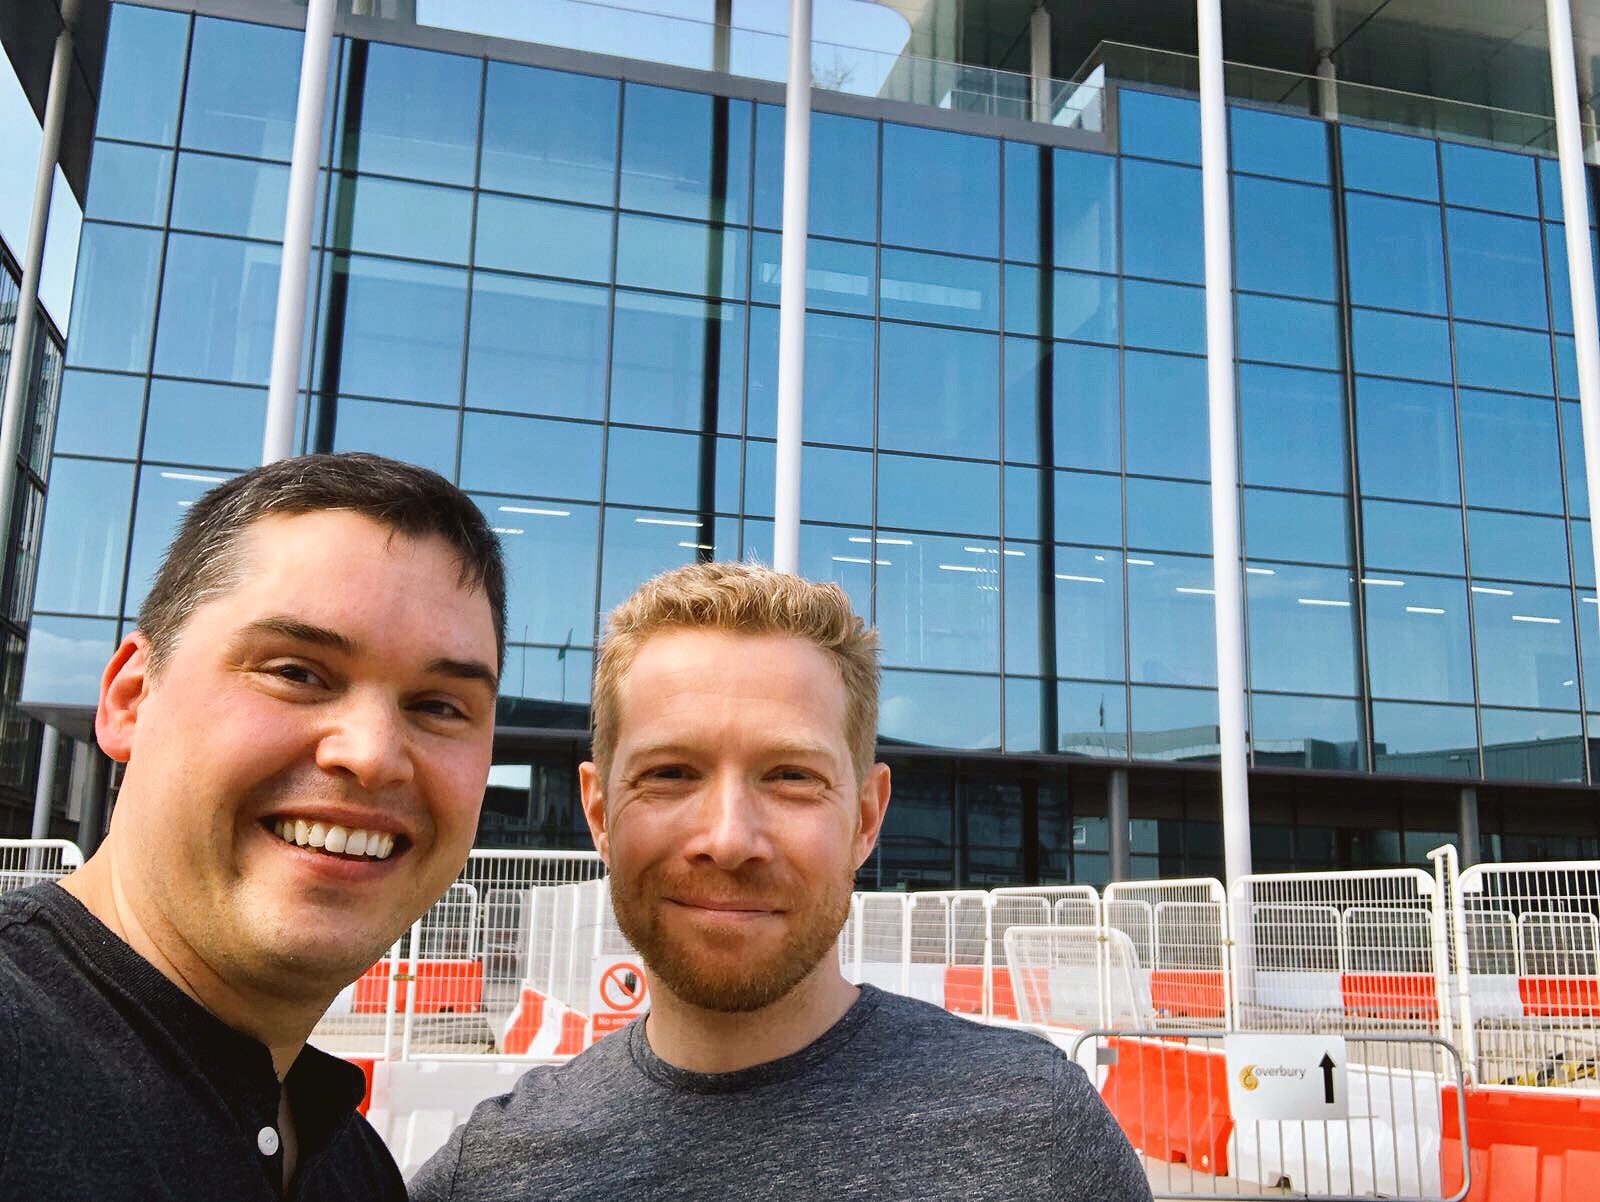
[257, 1126, 281, 1157]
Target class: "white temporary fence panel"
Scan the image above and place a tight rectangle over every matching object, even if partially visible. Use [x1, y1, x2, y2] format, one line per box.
[0, 838, 83, 894]
[1105, 878, 1232, 1028]
[1005, 924, 1150, 1029]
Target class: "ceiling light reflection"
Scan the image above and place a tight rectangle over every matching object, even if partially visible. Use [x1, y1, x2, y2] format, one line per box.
[1361, 577, 1404, 587]
[833, 555, 889, 566]
[635, 517, 701, 528]
[1175, 586, 1215, 596]
[1297, 598, 1350, 607]
[1510, 614, 1561, 624]
[160, 470, 226, 485]
[1405, 606, 1445, 615]
[938, 564, 983, 573]
[499, 505, 571, 517]
[1056, 574, 1105, 584]
[1471, 585, 1514, 597]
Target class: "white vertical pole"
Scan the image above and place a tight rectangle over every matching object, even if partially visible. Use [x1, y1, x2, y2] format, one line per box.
[1197, 0, 1253, 886]
[262, 0, 336, 465]
[29, 724, 61, 841]
[772, 0, 812, 575]
[0, 8, 72, 565]
[1549, 0, 1600, 646]
[1029, 2, 1051, 124]
[1313, 0, 1339, 120]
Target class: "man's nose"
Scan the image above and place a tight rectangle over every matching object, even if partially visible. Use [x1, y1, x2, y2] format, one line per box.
[684, 772, 772, 869]
[315, 690, 415, 792]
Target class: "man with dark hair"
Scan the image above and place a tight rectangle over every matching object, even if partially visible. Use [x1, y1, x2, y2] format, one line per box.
[0, 453, 505, 1200]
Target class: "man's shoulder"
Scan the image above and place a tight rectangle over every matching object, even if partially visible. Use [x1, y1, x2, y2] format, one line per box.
[859, 987, 1065, 1075]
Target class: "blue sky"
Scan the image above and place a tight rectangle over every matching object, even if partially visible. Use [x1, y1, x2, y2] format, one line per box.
[0, 59, 81, 333]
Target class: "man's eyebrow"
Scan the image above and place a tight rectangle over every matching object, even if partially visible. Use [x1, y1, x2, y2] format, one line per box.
[426, 657, 500, 692]
[237, 616, 359, 656]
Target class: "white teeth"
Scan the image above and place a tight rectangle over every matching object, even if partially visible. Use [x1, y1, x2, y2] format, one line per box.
[270, 818, 397, 860]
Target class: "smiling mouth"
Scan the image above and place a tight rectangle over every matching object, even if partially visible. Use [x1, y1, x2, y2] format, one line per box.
[266, 818, 400, 861]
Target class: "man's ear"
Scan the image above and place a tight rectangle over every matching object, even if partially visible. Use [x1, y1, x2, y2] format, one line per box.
[577, 761, 610, 865]
[852, 762, 891, 870]
[95, 633, 152, 764]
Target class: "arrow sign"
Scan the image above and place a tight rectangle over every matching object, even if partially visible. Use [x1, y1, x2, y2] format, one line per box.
[1320, 1053, 1336, 1104]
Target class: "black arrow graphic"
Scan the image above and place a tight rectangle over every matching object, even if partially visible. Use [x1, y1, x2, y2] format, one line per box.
[1320, 1053, 1336, 1104]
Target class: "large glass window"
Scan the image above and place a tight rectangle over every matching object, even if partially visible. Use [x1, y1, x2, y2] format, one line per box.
[1350, 310, 1451, 382]
[316, 256, 467, 404]
[1004, 266, 1118, 345]
[97, 5, 189, 145]
[65, 223, 163, 373]
[1119, 90, 1199, 165]
[1562, 402, 1588, 517]
[458, 413, 601, 500]
[1236, 296, 1341, 371]
[1123, 351, 1206, 479]
[598, 508, 737, 613]
[609, 293, 743, 431]
[875, 534, 1001, 673]
[1466, 509, 1571, 584]
[1244, 489, 1352, 565]
[125, 466, 236, 612]
[481, 63, 618, 205]
[1355, 377, 1460, 503]
[746, 308, 872, 446]
[1361, 500, 1465, 576]
[170, 153, 288, 241]
[481, 498, 599, 646]
[1232, 176, 1336, 301]
[85, 143, 173, 227]
[880, 250, 997, 330]
[181, 17, 304, 160]
[879, 671, 1000, 752]
[336, 44, 480, 186]
[750, 234, 875, 317]
[1123, 281, 1205, 355]
[19, 617, 120, 709]
[51, 371, 143, 460]
[1452, 323, 1554, 396]
[332, 175, 473, 264]
[603, 427, 711, 512]
[1121, 159, 1201, 284]
[1441, 143, 1538, 217]
[1250, 693, 1364, 771]
[1371, 702, 1478, 776]
[1053, 150, 1119, 275]
[1127, 479, 1210, 555]
[31, 459, 135, 616]
[465, 275, 608, 420]
[1470, 582, 1578, 709]
[1024, 468, 1121, 546]
[474, 195, 612, 282]
[1231, 108, 1328, 185]
[1246, 565, 1359, 695]
[142, 378, 266, 470]
[619, 85, 750, 223]
[1445, 210, 1549, 329]
[329, 398, 457, 478]
[1130, 686, 1217, 761]
[1344, 194, 1446, 314]
[880, 123, 997, 258]
[877, 323, 997, 458]
[1341, 127, 1438, 202]
[1364, 575, 1474, 703]
[1238, 365, 1347, 492]
[1003, 543, 1125, 680]
[614, 214, 746, 299]
[877, 454, 997, 536]
[753, 106, 876, 242]
[154, 235, 280, 386]
[1002, 339, 1119, 470]
[1481, 708, 1584, 782]
[1458, 390, 1562, 513]
[1127, 553, 1216, 686]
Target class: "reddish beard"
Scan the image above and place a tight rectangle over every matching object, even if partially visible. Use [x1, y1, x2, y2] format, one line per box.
[608, 863, 854, 1013]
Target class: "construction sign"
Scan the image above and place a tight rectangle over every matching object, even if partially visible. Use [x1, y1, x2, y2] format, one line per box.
[589, 958, 649, 1043]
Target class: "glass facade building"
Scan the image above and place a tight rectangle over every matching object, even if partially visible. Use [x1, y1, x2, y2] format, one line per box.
[12, 0, 1600, 880]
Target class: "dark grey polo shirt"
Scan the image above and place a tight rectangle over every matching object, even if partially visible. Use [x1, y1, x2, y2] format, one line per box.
[0, 882, 406, 1201]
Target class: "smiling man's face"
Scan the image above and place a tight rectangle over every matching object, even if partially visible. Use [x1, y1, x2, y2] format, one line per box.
[579, 628, 888, 1013]
[96, 509, 498, 998]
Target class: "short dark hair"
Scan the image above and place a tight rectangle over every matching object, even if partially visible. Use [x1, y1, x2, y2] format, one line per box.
[137, 452, 506, 673]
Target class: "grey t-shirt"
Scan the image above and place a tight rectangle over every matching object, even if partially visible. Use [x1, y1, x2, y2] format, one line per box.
[410, 985, 1150, 1201]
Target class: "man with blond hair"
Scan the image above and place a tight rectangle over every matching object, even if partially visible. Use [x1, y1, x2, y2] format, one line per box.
[411, 561, 1148, 1201]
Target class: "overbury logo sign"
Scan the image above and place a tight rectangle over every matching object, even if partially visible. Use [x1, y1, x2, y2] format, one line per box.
[1224, 1034, 1349, 1121]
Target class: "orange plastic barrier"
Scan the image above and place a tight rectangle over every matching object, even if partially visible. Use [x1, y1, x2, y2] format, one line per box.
[1150, 970, 1227, 1019]
[347, 1057, 376, 1116]
[1442, 1086, 1600, 1201]
[500, 985, 587, 1056]
[353, 958, 483, 1014]
[1341, 973, 1438, 1021]
[1518, 977, 1600, 1018]
[1101, 1037, 1233, 1177]
[941, 967, 1021, 1020]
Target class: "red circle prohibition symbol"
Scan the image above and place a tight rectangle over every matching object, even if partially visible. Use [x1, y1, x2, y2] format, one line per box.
[599, 961, 648, 1012]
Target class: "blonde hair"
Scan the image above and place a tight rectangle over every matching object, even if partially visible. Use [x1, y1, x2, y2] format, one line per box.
[591, 561, 879, 780]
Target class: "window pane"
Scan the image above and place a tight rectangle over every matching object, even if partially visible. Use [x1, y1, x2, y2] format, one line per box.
[1372, 702, 1478, 776]
[792, 445, 873, 526]
[1124, 281, 1205, 354]
[1003, 339, 1119, 470]
[1119, 90, 1199, 165]
[52, 371, 143, 460]
[603, 427, 714, 511]
[473, 195, 612, 282]
[1004, 266, 1118, 345]
[170, 153, 288, 241]
[1231, 107, 1328, 184]
[598, 509, 737, 612]
[619, 85, 750, 223]
[84, 142, 172, 227]
[799, 524, 875, 620]
[1481, 708, 1584, 782]
[1239, 365, 1348, 491]
[182, 17, 303, 160]
[1121, 159, 1201, 284]
[1562, 401, 1587, 517]
[65, 223, 162, 373]
[1003, 543, 1124, 680]
[1351, 310, 1452, 382]
[1546, 221, 1575, 334]
[143, 378, 265, 470]
[877, 323, 997, 458]
[881, 123, 997, 257]
[1344, 193, 1446, 314]
[1004, 142, 1041, 264]
[1130, 686, 1218, 762]
[1233, 176, 1336, 300]
[877, 454, 997, 536]
[753, 105, 876, 241]
[20, 617, 120, 709]
[880, 671, 1000, 751]
[459, 413, 602, 500]
[609, 292, 743, 431]
[32, 458, 134, 615]
[1006, 678, 1128, 757]
[125, 466, 235, 612]
[1237, 296, 1341, 370]
[1459, 390, 1562, 513]
[746, 308, 872, 446]
[1341, 127, 1438, 202]
[317, 256, 466, 404]
[1127, 479, 1211, 555]
[1124, 351, 1207, 479]
[1246, 564, 1359, 694]
[1470, 582, 1578, 709]
[1361, 500, 1465, 575]
[1250, 693, 1364, 771]
[1364, 575, 1474, 703]
[329, 398, 457, 478]
[480, 498, 599, 646]
[1043, 469, 1122, 546]
[876, 534, 1000, 672]
[465, 275, 607, 420]
[97, 6, 189, 145]
[1453, 323, 1554, 396]
[1054, 149, 1119, 274]
[1244, 489, 1352, 565]
[331, 175, 472, 264]
[1467, 509, 1570, 584]
[337, 44, 479, 185]
[1441, 143, 1538, 216]
[1446, 209, 1548, 328]
[1128, 553, 1216, 685]
[481, 62, 618, 204]
[154, 234, 280, 386]
[615, 214, 746, 299]
[750, 233, 875, 316]
[1355, 376, 1460, 502]
[880, 249, 997, 330]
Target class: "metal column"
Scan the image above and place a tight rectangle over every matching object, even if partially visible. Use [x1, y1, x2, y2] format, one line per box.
[29, 725, 61, 841]
[1029, 2, 1051, 124]
[1313, 0, 1339, 119]
[1197, 0, 1253, 884]
[1548, 0, 1600, 675]
[0, 5, 73, 568]
[1457, 785, 1481, 868]
[262, 0, 337, 464]
[772, 0, 813, 575]
[76, 750, 112, 859]
[1107, 768, 1131, 882]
